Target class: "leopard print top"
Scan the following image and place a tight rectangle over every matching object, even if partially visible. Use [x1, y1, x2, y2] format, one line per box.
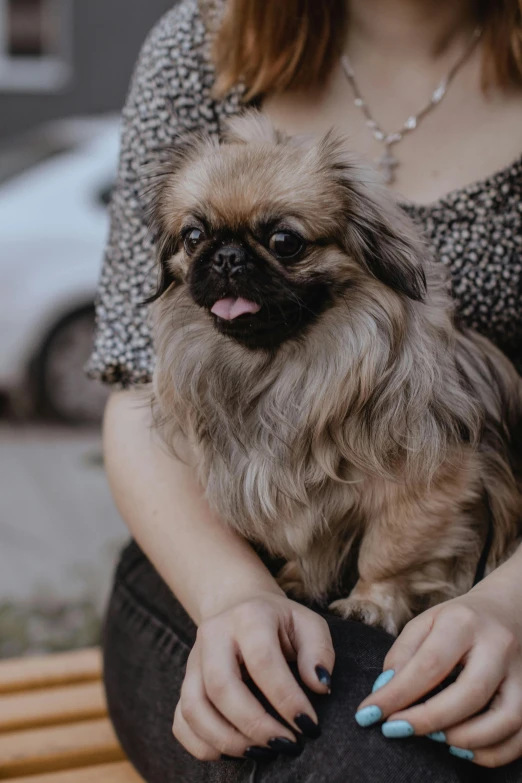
[87, 0, 522, 385]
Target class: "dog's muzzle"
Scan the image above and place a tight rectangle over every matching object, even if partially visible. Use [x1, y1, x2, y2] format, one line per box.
[208, 244, 262, 321]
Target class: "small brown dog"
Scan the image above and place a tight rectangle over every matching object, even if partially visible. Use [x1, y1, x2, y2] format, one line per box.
[145, 113, 522, 635]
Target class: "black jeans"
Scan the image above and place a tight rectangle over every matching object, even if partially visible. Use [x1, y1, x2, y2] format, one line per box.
[103, 540, 522, 783]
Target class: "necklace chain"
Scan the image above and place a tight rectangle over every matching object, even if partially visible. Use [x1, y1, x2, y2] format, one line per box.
[340, 27, 482, 185]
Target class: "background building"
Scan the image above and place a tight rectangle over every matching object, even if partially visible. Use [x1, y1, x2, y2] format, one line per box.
[0, 0, 175, 142]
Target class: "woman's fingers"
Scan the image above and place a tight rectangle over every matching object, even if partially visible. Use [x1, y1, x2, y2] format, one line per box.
[173, 702, 221, 761]
[382, 611, 434, 675]
[175, 597, 332, 761]
[355, 596, 522, 770]
[351, 590, 522, 768]
[385, 641, 506, 735]
[198, 619, 299, 746]
[445, 678, 522, 750]
[422, 670, 522, 768]
[357, 606, 474, 718]
[472, 727, 522, 768]
[237, 608, 320, 735]
[291, 608, 335, 694]
[179, 652, 256, 757]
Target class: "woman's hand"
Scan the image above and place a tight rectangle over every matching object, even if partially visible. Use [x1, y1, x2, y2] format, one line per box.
[173, 591, 334, 761]
[355, 566, 522, 768]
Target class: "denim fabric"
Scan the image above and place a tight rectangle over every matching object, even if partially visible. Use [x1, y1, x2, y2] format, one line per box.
[103, 540, 522, 783]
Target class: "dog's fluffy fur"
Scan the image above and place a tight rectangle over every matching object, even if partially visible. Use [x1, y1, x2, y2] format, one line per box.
[145, 112, 522, 634]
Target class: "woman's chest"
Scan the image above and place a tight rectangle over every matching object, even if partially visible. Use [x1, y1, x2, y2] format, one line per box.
[262, 62, 522, 206]
[408, 190, 522, 368]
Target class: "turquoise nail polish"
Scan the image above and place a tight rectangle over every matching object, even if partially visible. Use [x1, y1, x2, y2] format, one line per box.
[355, 705, 383, 727]
[449, 746, 474, 761]
[426, 731, 447, 743]
[372, 669, 395, 693]
[382, 720, 415, 738]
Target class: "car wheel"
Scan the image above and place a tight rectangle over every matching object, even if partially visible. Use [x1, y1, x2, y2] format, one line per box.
[33, 305, 109, 425]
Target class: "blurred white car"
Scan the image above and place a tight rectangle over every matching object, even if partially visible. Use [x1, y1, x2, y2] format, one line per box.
[0, 116, 120, 423]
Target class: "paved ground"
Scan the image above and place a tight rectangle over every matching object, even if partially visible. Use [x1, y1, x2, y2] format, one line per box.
[0, 422, 128, 656]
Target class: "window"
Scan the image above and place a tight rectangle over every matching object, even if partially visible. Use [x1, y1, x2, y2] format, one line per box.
[0, 0, 71, 91]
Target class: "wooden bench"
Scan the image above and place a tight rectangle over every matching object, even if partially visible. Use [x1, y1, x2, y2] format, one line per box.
[0, 648, 145, 782]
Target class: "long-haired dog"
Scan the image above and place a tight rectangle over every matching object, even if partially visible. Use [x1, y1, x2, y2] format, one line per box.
[144, 112, 522, 635]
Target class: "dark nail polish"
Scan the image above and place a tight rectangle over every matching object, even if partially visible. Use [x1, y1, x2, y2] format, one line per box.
[315, 665, 332, 690]
[268, 737, 303, 757]
[221, 754, 239, 761]
[295, 713, 321, 739]
[244, 746, 278, 761]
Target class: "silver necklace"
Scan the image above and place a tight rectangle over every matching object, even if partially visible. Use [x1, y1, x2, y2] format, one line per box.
[340, 27, 482, 184]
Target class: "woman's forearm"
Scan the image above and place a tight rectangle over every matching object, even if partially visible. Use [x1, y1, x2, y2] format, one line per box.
[103, 390, 284, 625]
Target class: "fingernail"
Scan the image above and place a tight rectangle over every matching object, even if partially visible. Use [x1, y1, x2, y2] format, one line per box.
[315, 665, 332, 691]
[294, 713, 321, 739]
[449, 746, 474, 761]
[426, 731, 447, 743]
[355, 705, 383, 727]
[268, 737, 303, 757]
[372, 669, 395, 693]
[382, 720, 415, 738]
[244, 746, 278, 761]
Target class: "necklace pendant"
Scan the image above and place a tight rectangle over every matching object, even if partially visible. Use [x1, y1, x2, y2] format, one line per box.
[385, 132, 403, 145]
[376, 147, 399, 185]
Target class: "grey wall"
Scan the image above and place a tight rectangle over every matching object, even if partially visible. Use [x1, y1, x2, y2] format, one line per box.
[0, 0, 176, 142]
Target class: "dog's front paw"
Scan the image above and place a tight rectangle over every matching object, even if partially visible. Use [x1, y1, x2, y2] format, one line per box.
[329, 596, 400, 636]
[329, 581, 411, 636]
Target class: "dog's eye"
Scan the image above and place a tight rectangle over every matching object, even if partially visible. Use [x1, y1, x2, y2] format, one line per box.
[184, 228, 205, 254]
[269, 231, 304, 260]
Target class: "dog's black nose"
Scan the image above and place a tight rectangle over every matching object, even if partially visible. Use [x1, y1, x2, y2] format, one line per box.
[212, 245, 246, 275]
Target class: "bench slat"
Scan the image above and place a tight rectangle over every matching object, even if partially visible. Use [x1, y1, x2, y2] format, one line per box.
[0, 717, 124, 779]
[1, 761, 145, 783]
[0, 649, 102, 695]
[0, 681, 107, 733]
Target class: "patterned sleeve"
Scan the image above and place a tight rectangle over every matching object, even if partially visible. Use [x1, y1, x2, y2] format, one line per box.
[86, 0, 222, 386]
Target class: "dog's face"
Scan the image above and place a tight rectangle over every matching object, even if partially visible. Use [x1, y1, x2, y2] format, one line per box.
[145, 113, 427, 349]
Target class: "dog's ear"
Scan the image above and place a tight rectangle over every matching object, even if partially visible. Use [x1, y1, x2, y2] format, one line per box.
[344, 194, 428, 302]
[321, 134, 428, 302]
[140, 134, 207, 304]
[143, 231, 179, 304]
[141, 134, 207, 231]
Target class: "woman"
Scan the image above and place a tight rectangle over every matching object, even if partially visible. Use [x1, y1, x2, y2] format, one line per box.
[88, 1, 522, 781]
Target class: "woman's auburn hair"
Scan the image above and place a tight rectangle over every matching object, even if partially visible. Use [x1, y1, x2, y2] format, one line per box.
[212, 0, 522, 101]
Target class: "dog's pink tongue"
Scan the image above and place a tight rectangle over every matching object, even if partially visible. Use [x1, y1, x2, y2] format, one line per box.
[211, 297, 261, 320]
